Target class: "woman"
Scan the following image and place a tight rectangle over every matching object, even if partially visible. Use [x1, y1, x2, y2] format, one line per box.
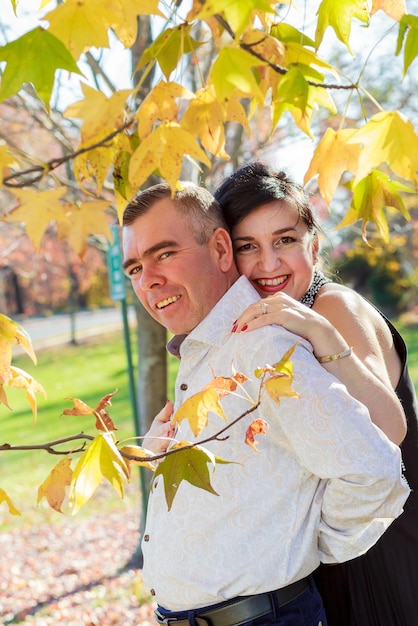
[212, 161, 418, 626]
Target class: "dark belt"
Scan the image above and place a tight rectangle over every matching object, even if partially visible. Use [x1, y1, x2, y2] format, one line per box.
[155, 577, 310, 626]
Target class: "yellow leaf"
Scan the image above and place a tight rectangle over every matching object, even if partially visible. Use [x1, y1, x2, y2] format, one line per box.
[135, 81, 194, 140]
[73, 146, 113, 196]
[5, 366, 47, 422]
[241, 28, 286, 66]
[64, 84, 133, 144]
[371, 0, 406, 20]
[224, 96, 251, 134]
[336, 171, 414, 242]
[172, 387, 227, 437]
[181, 87, 229, 158]
[315, 0, 370, 53]
[45, 0, 117, 59]
[196, 0, 277, 38]
[3, 187, 68, 251]
[347, 111, 418, 186]
[37, 457, 73, 513]
[0, 488, 21, 516]
[128, 121, 211, 194]
[264, 374, 300, 405]
[107, 0, 165, 47]
[0, 142, 19, 185]
[58, 200, 113, 257]
[304, 127, 361, 203]
[70, 432, 129, 514]
[0, 313, 36, 373]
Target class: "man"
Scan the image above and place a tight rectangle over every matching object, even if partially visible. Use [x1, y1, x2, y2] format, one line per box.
[122, 181, 409, 626]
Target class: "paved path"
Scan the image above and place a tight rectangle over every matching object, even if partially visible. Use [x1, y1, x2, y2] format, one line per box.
[13, 306, 136, 354]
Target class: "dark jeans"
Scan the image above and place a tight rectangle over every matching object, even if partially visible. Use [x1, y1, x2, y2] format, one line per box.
[157, 578, 327, 626]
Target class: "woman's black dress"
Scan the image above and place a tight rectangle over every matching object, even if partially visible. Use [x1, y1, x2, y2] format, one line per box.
[314, 316, 418, 625]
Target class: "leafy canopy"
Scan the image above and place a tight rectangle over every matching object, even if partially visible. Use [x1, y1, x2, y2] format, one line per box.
[0, 0, 417, 247]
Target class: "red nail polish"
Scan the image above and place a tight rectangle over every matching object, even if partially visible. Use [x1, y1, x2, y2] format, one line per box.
[232, 323, 237, 333]
[242, 324, 248, 331]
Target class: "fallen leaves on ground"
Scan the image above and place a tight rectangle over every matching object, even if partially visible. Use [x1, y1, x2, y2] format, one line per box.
[0, 485, 158, 625]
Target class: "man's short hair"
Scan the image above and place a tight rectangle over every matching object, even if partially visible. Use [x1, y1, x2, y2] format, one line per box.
[123, 182, 229, 244]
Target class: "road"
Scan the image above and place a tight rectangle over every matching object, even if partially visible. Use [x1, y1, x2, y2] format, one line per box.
[12, 306, 136, 354]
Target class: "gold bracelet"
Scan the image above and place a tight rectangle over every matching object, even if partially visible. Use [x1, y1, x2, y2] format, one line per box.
[316, 347, 353, 363]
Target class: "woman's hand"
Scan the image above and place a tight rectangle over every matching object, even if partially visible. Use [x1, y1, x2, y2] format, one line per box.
[142, 400, 175, 454]
[232, 292, 330, 343]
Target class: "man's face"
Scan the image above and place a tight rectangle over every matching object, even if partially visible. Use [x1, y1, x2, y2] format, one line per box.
[122, 197, 233, 335]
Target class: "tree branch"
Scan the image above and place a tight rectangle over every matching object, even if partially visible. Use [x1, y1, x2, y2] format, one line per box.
[0, 433, 95, 455]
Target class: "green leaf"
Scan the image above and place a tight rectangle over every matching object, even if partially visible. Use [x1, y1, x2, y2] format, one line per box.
[136, 24, 202, 80]
[210, 47, 265, 102]
[270, 23, 315, 48]
[396, 14, 418, 76]
[154, 444, 226, 511]
[69, 432, 129, 514]
[0, 27, 81, 110]
[315, 0, 369, 53]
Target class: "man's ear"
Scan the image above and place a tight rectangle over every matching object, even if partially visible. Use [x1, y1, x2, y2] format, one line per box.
[211, 228, 234, 271]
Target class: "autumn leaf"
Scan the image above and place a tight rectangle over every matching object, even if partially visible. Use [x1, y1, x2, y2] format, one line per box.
[58, 200, 113, 257]
[64, 84, 134, 144]
[37, 457, 73, 513]
[172, 387, 227, 437]
[0, 27, 80, 109]
[304, 127, 361, 203]
[45, 0, 117, 59]
[0, 488, 21, 516]
[337, 171, 414, 242]
[135, 82, 194, 140]
[245, 418, 269, 452]
[136, 24, 202, 80]
[3, 187, 68, 252]
[210, 47, 266, 103]
[256, 342, 300, 405]
[346, 111, 418, 186]
[396, 13, 418, 75]
[128, 121, 211, 194]
[119, 445, 156, 471]
[107, 0, 165, 48]
[371, 0, 406, 20]
[0, 142, 19, 185]
[272, 66, 336, 137]
[63, 397, 93, 417]
[154, 443, 224, 511]
[70, 432, 129, 514]
[63, 391, 118, 431]
[0, 313, 36, 374]
[196, 0, 277, 38]
[315, 0, 370, 54]
[4, 366, 47, 422]
[202, 368, 249, 397]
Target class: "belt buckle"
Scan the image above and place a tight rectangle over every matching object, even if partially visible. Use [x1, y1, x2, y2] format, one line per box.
[155, 609, 170, 624]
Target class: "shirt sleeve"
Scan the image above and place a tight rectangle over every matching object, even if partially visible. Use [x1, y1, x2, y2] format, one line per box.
[254, 335, 410, 564]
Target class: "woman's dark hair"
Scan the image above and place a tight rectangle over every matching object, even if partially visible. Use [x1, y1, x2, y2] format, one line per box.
[214, 161, 320, 234]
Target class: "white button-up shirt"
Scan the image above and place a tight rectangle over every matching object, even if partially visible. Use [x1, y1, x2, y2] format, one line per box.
[141, 276, 409, 611]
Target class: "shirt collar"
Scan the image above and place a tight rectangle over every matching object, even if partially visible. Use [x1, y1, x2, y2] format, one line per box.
[167, 276, 260, 357]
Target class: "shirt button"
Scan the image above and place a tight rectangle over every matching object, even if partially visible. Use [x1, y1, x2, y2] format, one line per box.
[180, 383, 188, 390]
[144, 535, 149, 542]
[150, 589, 156, 596]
